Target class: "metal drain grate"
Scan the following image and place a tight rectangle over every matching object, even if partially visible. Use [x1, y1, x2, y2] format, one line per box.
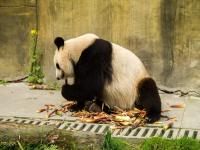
[1, 116, 200, 139]
[57, 122, 109, 134]
[0, 116, 59, 127]
[178, 129, 200, 139]
[112, 127, 174, 138]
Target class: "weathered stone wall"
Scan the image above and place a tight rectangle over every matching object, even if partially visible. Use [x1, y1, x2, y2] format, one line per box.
[38, 0, 200, 92]
[0, 0, 36, 79]
[0, 0, 200, 92]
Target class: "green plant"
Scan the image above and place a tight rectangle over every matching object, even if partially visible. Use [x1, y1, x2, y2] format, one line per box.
[0, 142, 59, 150]
[0, 79, 7, 85]
[32, 144, 59, 150]
[17, 141, 24, 150]
[102, 131, 133, 150]
[139, 137, 200, 150]
[26, 29, 44, 84]
[0, 142, 16, 150]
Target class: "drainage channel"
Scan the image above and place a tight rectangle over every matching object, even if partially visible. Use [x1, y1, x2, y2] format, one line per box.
[0, 116, 200, 139]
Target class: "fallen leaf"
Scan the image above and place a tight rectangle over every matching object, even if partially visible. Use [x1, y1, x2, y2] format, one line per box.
[47, 109, 58, 118]
[30, 84, 55, 90]
[133, 108, 143, 113]
[114, 115, 131, 122]
[170, 103, 185, 108]
[93, 113, 109, 120]
[110, 125, 125, 130]
[139, 110, 146, 117]
[154, 121, 163, 124]
[73, 110, 91, 117]
[45, 104, 55, 107]
[56, 110, 63, 116]
[132, 118, 142, 127]
[163, 121, 174, 130]
[36, 108, 46, 113]
[119, 121, 131, 126]
[61, 101, 76, 108]
[161, 109, 172, 113]
[167, 117, 177, 121]
[80, 118, 96, 123]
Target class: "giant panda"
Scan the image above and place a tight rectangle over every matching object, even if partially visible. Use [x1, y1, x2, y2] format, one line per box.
[53, 33, 161, 123]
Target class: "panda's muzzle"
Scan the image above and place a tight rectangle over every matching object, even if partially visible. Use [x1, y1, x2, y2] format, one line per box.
[56, 71, 64, 80]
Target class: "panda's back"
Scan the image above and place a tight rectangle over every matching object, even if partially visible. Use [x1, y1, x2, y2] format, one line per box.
[65, 33, 99, 63]
[103, 43, 149, 109]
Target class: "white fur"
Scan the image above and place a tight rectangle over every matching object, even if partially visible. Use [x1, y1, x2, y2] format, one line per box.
[103, 43, 149, 109]
[54, 47, 74, 79]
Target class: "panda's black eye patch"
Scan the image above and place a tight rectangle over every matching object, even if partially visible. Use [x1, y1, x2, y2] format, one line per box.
[56, 63, 61, 70]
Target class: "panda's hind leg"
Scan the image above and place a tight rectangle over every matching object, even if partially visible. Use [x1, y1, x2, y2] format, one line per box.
[135, 77, 161, 123]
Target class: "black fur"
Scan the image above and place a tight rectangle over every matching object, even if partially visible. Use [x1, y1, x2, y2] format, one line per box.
[56, 63, 61, 70]
[62, 39, 113, 109]
[135, 78, 161, 123]
[54, 37, 64, 49]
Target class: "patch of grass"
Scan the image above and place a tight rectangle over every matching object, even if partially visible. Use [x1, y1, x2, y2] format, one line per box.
[102, 131, 133, 150]
[24, 143, 59, 150]
[0, 142, 16, 150]
[0, 141, 59, 150]
[0, 80, 7, 85]
[139, 137, 200, 150]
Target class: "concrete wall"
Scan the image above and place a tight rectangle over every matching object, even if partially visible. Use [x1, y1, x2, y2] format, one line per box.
[0, 0, 36, 79]
[0, 0, 200, 92]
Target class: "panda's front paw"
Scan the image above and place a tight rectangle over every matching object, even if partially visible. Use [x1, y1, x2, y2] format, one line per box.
[61, 84, 68, 92]
[69, 102, 84, 112]
[61, 84, 71, 99]
[69, 104, 83, 112]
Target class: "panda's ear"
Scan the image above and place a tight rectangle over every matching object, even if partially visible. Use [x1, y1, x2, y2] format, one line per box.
[54, 37, 64, 50]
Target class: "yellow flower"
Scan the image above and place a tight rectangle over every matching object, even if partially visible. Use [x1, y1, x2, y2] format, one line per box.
[31, 29, 37, 35]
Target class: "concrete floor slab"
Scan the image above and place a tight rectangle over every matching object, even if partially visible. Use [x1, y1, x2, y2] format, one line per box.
[159, 93, 187, 128]
[181, 96, 200, 129]
[0, 83, 68, 119]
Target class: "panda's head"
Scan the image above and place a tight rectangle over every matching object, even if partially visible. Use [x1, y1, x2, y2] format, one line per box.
[53, 37, 74, 80]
